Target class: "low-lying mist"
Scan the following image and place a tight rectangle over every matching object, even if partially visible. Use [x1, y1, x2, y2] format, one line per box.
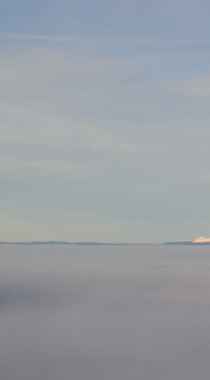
[0, 244, 210, 380]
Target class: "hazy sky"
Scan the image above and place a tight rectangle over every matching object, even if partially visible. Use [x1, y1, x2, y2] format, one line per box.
[1, 0, 210, 243]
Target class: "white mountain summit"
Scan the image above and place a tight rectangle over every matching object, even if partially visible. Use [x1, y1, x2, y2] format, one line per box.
[193, 236, 210, 243]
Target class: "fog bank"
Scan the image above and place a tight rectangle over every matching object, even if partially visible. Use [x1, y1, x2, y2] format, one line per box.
[0, 244, 210, 380]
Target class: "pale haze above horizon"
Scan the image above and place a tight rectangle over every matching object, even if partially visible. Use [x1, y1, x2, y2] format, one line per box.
[1, 0, 210, 243]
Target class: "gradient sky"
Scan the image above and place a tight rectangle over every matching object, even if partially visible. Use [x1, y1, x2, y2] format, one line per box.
[1, 0, 210, 243]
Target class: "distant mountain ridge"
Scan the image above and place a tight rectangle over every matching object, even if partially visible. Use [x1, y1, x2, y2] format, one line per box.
[193, 236, 210, 243]
[0, 236, 210, 245]
[0, 241, 142, 246]
[162, 236, 210, 245]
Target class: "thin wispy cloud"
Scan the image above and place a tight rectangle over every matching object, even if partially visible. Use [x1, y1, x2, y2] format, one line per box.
[0, 32, 157, 45]
[1, 32, 210, 47]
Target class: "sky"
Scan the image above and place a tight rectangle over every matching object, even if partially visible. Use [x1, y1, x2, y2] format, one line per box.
[1, 0, 210, 243]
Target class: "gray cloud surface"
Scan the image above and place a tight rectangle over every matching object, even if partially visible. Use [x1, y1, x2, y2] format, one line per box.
[0, 245, 210, 379]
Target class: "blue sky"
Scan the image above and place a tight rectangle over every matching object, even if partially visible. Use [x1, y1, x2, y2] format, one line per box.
[1, 0, 210, 243]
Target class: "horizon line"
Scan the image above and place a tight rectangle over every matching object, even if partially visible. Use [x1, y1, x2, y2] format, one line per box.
[0, 241, 150, 246]
[0, 240, 210, 246]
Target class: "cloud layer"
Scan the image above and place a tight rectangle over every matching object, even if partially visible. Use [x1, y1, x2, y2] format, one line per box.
[1, 244, 210, 380]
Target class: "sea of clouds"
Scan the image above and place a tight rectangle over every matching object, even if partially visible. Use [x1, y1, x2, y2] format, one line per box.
[0, 244, 210, 380]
